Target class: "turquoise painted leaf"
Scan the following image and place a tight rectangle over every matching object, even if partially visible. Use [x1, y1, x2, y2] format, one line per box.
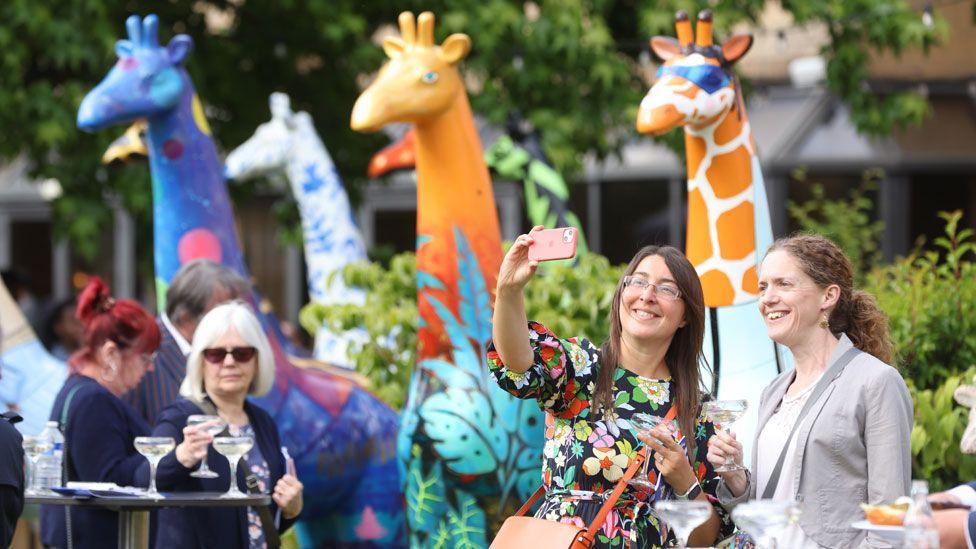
[420, 358, 478, 390]
[417, 234, 433, 248]
[405, 454, 447, 535]
[453, 227, 492, 345]
[417, 270, 446, 291]
[427, 295, 484, 384]
[446, 490, 487, 549]
[515, 445, 546, 502]
[419, 388, 507, 476]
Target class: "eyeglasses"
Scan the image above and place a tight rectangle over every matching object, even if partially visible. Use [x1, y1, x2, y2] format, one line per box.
[656, 64, 732, 94]
[622, 276, 682, 301]
[202, 346, 257, 364]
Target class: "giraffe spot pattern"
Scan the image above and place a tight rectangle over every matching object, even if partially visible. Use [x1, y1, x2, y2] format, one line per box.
[119, 58, 137, 71]
[686, 188, 712, 266]
[162, 139, 183, 159]
[686, 135, 707, 179]
[699, 269, 735, 306]
[177, 228, 222, 264]
[713, 110, 742, 147]
[192, 94, 212, 136]
[705, 145, 751, 199]
[742, 265, 759, 295]
[717, 201, 756, 260]
[149, 67, 182, 106]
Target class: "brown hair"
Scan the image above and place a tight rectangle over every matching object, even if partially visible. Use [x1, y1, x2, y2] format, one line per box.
[595, 246, 707, 457]
[766, 234, 893, 363]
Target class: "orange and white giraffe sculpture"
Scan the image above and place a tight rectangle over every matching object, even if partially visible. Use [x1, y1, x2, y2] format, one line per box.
[638, 10, 788, 454]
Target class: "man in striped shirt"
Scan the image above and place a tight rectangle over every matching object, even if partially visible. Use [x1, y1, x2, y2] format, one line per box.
[123, 259, 248, 426]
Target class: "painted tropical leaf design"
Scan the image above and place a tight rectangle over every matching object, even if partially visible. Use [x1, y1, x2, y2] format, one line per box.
[418, 387, 508, 475]
[426, 294, 484, 384]
[453, 227, 492, 345]
[446, 491, 487, 549]
[405, 445, 447, 533]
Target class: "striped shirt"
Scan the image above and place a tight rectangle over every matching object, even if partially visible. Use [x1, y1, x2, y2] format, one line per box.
[122, 317, 188, 426]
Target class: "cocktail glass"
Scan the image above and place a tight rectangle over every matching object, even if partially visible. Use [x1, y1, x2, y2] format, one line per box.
[655, 500, 712, 548]
[187, 415, 226, 479]
[703, 399, 748, 472]
[628, 413, 677, 491]
[213, 436, 254, 499]
[134, 436, 176, 499]
[731, 499, 800, 549]
[22, 435, 53, 496]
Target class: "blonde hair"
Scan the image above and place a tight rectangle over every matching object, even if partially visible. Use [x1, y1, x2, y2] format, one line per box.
[179, 300, 275, 401]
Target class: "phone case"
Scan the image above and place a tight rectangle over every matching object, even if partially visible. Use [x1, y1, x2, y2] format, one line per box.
[528, 227, 579, 262]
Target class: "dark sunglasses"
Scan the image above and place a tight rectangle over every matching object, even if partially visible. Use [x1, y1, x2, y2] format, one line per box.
[202, 346, 257, 364]
[656, 64, 731, 94]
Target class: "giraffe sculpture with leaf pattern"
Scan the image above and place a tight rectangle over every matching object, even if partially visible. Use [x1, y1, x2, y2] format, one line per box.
[637, 9, 787, 450]
[351, 11, 545, 547]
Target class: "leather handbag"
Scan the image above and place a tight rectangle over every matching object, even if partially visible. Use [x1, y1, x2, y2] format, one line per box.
[491, 406, 678, 548]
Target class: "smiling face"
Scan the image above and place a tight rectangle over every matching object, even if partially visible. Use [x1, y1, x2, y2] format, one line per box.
[758, 250, 836, 348]
[618, 255, 687, 343]
[201, 324, 257, 399]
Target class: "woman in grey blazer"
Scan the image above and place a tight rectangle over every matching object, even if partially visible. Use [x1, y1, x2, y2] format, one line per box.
[707, 234, 913, 548]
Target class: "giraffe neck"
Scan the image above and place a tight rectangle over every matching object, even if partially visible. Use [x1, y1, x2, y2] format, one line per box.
[283, 130, 367, 304]
[684, 101, 761, 307]
[413, 92, 502, 359]
[145, 71, 250, 303]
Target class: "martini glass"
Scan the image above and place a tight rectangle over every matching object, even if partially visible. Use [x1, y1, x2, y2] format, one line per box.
[731, 499, 799, 549]
[628, 413, 677, 491]
[703, 399, 748, 472]
[655, 500, 712, 548]
[134, 436, 176, 499]
[213, 436, 254, 498]
[22, 436, 53, 496]
[187, 415, 226, 478]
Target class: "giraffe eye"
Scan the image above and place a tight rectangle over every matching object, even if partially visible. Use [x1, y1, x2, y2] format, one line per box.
[422, 71, 439, 84]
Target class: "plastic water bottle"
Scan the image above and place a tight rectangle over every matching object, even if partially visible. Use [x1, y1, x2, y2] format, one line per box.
[903, 479, 940, 548]
[36, 420, 64, 490]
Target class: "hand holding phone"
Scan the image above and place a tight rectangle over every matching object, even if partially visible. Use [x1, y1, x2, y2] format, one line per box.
[527, 227, 578, 262]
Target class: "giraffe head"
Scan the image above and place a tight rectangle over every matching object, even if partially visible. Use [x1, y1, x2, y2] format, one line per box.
[78, 14, 193, 131]
[350, 11, 471, 132]
[225, 93, 311, 181]
[637, 10, 753, 135]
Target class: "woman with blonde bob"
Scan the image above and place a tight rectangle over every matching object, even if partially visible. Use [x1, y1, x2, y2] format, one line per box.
[150, 300, 303, 549]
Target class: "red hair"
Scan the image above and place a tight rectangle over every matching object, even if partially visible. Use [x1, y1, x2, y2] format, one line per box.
[69, 277, 161, 373]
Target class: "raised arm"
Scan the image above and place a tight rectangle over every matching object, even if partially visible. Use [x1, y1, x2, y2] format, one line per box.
[492, 226, 543, 374]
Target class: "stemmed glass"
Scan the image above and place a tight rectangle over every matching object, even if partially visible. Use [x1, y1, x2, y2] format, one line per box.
[187, 415, 226, 478]
[213, 436, 254, 499]
[731, 499, 800, 549]
[134, 436, 176, 499]
[703, 399, 748, 472]
[655, 500, 712, 548]
[629, 413, 677, 491]
[22, 435, 53, 496]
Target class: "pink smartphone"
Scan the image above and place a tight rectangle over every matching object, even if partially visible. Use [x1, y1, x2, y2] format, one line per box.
[528, 227, 578, 262]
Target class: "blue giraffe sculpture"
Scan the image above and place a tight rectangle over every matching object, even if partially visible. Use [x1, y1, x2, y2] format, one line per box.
[76, 15, 405, 547]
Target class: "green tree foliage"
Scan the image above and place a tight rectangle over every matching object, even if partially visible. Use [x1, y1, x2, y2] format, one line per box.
[908, 367, 976, 492]
[787, 169, 885, 279]
[0, 0, 943, 258]
[301, 250, 624, 409]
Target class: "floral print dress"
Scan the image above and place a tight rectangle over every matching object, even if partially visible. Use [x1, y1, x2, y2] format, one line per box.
[487, 322, 735, 548]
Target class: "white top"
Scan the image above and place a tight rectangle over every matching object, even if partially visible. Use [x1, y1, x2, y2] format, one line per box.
[756, 372, 825, 548]
[160, 311, 192, 355]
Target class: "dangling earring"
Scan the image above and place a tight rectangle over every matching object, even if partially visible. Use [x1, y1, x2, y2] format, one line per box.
[819, 313, 830, 330]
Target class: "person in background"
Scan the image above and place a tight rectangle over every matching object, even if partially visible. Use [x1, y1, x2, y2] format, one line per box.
[707, 234, 913, 548]
[0, 404, 24, 547]
[151, 301, 302, 548]
[40, 277, 161, 549]
[124, 259, 248, 426]
[41, 297, 83, 361]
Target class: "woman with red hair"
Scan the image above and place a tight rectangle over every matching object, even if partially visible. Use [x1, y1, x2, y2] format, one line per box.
[40, 277, 161, 549]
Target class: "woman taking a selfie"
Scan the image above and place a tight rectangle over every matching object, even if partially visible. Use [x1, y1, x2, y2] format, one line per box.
[40, 278, 161, 549]
[489, 226, 734, 548]
[707, 234, 913, 548]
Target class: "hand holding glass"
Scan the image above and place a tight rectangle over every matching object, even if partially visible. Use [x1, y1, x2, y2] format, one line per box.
[134, 436, 176, 498]
[628, 413, 677, 491]
[655, 500, 712, 548]
[187, 415, 226, 478]
[703, 399, 748, 472]
[213, 436, 254, 498]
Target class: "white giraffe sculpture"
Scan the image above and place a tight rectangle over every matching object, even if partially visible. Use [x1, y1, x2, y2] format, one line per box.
[225, 93, 367, 367]
[955, 380, 976, 454]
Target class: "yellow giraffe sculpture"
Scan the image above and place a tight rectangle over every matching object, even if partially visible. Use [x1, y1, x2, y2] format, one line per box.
[637, 10, 785, 457]
[352, 11, 545, 547]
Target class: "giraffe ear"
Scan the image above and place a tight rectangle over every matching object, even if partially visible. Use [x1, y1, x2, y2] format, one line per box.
[650, 37, 681, 61]
[721, 34, 753, 64]
[383, 37, 406, 59]
[166, 35, 193, 65]
[115, 40, 134, 59]
[439, 34, 472, 65]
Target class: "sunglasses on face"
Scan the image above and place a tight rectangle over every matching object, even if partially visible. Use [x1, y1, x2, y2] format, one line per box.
[656, 64, 732, 94]
[202, 346, 257, 364]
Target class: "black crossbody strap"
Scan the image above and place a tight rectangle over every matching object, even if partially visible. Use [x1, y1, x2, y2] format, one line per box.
[760, 347, 861, 499]
[193, 397, 281, 548]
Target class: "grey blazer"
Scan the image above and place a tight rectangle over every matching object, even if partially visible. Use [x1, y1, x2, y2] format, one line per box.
[718, 334, 914, 548]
